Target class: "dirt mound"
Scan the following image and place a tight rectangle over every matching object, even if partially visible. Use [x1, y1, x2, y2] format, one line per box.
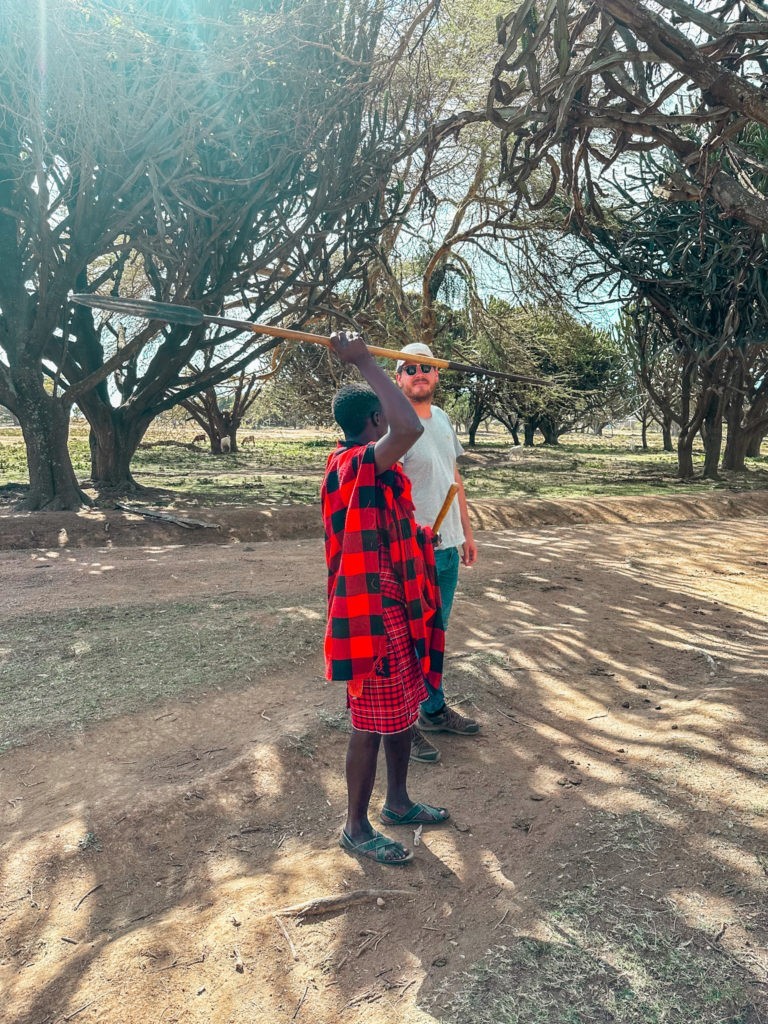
[0, 503, 321, 551]
[1, 490, 768, 551]
[470, 488, 768, 530]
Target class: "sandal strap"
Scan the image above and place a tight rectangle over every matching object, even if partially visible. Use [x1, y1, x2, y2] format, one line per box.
[341, 829, 410, 863]
[381, 802, 447, 825]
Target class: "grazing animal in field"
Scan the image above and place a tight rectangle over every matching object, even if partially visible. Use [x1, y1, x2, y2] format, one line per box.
[240, 435, 255, 446]
[220, 436, 232, 453]
[193, 433, 206, 444]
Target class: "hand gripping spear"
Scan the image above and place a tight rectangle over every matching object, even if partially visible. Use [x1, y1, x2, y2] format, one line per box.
[70, 294, 551, 386]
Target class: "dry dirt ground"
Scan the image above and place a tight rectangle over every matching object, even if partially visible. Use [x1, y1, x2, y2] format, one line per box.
[2, 493, 768, 1024]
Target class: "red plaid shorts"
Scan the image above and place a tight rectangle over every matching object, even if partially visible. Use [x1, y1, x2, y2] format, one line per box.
[347, 552, 427, 734]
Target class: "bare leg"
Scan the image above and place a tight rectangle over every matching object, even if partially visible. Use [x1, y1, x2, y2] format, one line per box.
[343, 728, 411, 864]
[381, 728, 450, 825]
[344, 728, 380, 841]
[382, 728, 413, 816]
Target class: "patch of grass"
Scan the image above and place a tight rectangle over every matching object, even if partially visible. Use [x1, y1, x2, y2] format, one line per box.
[4, 427, 768, 505]
[459, 434, 768, 501]
[0, 594, 324, 751]
[440, 934, 751, 1024]
[78, 831, 102, 853]
[439, 811, 759, 1024]
[316, 708, 352, 733]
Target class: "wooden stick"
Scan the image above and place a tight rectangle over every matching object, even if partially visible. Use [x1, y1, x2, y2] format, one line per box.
[432, 483, 459, 534]
[270, 889, 412, 918]
[70, 294, 551, 385]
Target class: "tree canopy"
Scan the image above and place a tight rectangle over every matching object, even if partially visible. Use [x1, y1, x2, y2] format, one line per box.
[0, 0, 461, 506]
[487, 0, 768, 233]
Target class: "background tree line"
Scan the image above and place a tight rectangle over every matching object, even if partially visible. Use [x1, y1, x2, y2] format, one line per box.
[2, 0, 768, 508]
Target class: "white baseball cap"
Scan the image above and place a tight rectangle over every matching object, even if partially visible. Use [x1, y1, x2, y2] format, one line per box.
[396, 341, 435, 373]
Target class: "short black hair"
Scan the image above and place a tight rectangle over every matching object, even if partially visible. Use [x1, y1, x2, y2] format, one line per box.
[332, 382, 381, 438]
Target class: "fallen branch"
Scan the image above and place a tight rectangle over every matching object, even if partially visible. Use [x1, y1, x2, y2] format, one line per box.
[114, 504, 220, 530]
[138, 440, 201, 451]
[271, 889, 413, 918]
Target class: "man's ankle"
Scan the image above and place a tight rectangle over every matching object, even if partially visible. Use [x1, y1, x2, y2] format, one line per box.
[422, 704, 447, 719]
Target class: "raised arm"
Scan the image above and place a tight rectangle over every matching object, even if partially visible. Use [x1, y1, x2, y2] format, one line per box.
[329, 331, 423, 473]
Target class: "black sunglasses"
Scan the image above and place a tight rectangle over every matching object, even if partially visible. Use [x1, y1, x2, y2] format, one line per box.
[402, 363, 435, 376]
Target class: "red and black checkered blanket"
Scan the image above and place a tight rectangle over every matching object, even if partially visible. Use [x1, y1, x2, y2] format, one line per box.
[321, 441, 444, 696]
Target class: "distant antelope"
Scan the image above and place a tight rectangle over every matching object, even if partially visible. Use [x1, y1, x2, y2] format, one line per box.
[193, 433, 206, 443]
[240, 435, 255, 446]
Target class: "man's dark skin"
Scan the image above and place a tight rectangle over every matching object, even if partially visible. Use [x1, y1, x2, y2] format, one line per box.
[330, 330, 428, 864]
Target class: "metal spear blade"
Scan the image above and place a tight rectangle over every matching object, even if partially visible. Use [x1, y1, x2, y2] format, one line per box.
[71, 294, 206, 327]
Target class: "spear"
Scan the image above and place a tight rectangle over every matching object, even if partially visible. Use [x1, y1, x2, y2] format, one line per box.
[70, 294, 552, 386]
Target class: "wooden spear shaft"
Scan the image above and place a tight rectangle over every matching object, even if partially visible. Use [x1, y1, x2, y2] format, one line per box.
[432, 483, 460, 534]
[70, 294, 552, 387]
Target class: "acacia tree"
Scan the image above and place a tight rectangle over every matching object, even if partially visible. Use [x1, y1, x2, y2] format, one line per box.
[568, 145, 768, 479]
[487, 0, 768, 233]
[0, 0, 477, 507]
[478, 1, 768, 471]
[350, 0, 574, 360]
[179, 366, 264, 455]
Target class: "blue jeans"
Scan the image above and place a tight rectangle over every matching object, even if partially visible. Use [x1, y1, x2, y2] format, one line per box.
[420, 546, 460, 714]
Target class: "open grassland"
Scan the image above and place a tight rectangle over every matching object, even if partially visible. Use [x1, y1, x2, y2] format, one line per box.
[2, 425, 768, 506]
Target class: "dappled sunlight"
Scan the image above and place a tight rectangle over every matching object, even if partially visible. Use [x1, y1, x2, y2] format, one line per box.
[3, 515, 768, 1021]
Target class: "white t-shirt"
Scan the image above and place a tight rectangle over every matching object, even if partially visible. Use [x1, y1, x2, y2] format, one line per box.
[400, 406, 465, 549]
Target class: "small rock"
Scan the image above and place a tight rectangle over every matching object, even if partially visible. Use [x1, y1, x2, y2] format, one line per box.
[432, 957, 448, 967]
[376, 897, 385, 907]
[621, 701, 631, 709]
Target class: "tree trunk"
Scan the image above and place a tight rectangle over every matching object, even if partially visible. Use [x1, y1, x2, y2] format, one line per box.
[701, 408, 722, 480]
[539, 417, 559, 446]
[13, 371, 88, 510]
[523, 420, 537, 446]
[640, 411, 648, 451]
[467, 404, 484, 447]
[87, 405, 152, 491]
[677, 431, 695, 480]
[722, 390, 747, 472]
[747, 432, 764, 458]
[721, 428, 753, 471]
[676, 359, 696, 479]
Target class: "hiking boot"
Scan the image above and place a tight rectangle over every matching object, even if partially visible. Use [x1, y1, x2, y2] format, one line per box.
[418, 705, 480, 735]
[410, 727, 441, 764]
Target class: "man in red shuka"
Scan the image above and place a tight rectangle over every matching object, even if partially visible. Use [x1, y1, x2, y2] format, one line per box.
[321, 330, 450, 865]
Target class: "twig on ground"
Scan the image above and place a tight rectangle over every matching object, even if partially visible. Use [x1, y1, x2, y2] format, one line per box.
[292, 984, 309, 1020]
[62, 1003, 94, 1022]
[494, 705, 519, 721]
[274, 915, 299, 961]
[493, 908, 510, 929]
[74, 882, 104, 911]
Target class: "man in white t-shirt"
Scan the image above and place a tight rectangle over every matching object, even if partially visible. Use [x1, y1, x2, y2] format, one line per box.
[396, 342, 481, 764]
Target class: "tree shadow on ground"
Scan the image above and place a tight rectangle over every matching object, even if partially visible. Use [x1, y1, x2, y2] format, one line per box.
[2, 516, 768, 1023]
